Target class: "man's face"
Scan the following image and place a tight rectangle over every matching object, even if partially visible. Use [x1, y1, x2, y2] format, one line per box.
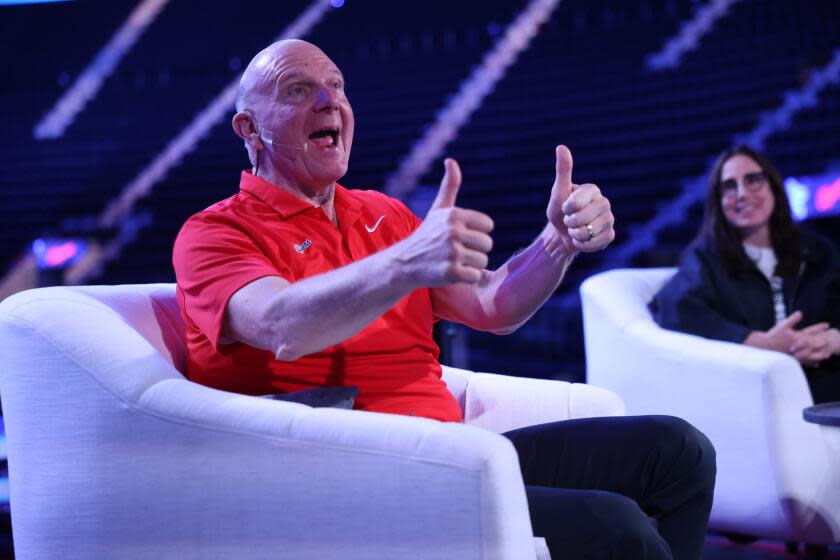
[249, 42, 354, 193]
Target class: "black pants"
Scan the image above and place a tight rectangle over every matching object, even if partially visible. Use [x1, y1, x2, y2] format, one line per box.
[503, 415, 716, 560]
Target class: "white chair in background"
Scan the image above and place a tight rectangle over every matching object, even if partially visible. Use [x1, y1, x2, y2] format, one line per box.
[0, 283, 624, 560]
[580, 267, 840, 552]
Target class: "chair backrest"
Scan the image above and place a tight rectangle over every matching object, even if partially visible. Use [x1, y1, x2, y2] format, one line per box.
[0, 285, 192, 557]
[580, 267, 675, 328]
[579, 268, 675, 385]
[0, 283, 188, 404]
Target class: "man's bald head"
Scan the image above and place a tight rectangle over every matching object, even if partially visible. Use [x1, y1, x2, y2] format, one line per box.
[236, 40, 328, 114]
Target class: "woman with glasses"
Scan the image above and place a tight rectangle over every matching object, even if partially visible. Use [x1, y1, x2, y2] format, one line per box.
[650, 145, 840, 403]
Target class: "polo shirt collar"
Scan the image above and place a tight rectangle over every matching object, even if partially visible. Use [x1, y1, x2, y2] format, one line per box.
[239, 171, 313, 219]
[334, 184, 363, 230]
[239, 171, 364, 229]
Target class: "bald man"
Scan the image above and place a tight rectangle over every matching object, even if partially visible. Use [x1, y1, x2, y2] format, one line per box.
[173, 40, 715, 559]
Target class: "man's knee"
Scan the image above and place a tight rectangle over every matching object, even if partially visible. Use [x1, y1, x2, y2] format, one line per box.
[648, 415, 716, 486]
[589, 492, 671, 559]
[671, 416, 716, 469]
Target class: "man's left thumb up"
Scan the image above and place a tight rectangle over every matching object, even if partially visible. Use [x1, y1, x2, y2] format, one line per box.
[553, 145, 573, 201]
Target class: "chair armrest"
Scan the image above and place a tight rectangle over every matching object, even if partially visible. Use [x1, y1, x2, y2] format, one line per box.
[133, 379, 538, 558]
[441, 364, 473, 412]
[459, 371, 625, 434]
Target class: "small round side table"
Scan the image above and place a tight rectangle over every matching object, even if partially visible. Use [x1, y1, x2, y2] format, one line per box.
[801, 402, 840, 560]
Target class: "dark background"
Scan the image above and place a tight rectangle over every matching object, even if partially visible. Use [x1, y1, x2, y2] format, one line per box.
[1, 0, 838, 381]
[1, 1, 839, 557]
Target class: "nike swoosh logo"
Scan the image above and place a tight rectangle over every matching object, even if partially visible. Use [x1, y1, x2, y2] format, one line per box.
[365, 215, 385, 233]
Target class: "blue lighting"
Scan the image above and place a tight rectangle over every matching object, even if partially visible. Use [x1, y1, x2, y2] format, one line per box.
[330, 0, 344, 7]
[31, 239, 46, 255]
[785, 178, 810, 222]
[784, 168, 840, 222]
[31, 238, 89, 269]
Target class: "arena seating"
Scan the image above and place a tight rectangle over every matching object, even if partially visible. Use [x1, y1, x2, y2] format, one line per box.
[1, 0, 838, 380]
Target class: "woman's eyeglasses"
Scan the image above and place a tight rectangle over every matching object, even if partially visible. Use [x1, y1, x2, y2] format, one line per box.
[720, 171, 768, 195]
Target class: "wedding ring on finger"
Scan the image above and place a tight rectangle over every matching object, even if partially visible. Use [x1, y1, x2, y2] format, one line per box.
[585, 223, 595, 241]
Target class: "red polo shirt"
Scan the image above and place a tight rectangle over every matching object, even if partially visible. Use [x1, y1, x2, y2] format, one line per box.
[173, 171, 462, 422]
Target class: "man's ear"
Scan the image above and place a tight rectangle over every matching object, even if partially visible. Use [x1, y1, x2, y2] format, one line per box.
[232, 112, 263, 151]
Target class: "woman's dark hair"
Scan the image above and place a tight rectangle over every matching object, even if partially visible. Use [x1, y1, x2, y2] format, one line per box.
[697, 145, 803, 276]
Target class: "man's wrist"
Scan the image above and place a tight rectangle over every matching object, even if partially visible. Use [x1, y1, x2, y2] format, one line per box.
[381, 238, 424, 291]
[540, 223, 578, 263]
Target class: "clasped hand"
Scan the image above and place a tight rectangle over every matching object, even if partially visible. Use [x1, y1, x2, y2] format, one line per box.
[397, 145, 616, 287]
[766, 311, 840, 367]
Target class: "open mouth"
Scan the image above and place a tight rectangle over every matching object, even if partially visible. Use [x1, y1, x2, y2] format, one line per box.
[308, 127, 340, 148]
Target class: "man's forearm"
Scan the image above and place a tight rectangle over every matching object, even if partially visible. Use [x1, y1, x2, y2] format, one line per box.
[482, 224, 576, 333]
[262, 242, 417, 361]
[437, 224, 576, 334]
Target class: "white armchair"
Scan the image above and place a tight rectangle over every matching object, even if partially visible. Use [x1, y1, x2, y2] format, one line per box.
[0, 283, 623, 560]
[580, 268, 840, 547]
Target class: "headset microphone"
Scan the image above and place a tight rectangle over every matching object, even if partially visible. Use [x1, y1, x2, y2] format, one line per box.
[258, 127, 274, 146]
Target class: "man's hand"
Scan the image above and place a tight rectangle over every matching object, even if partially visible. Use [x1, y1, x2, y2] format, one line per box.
[546, 145, 615, 253]
[395, 159, 494, 287]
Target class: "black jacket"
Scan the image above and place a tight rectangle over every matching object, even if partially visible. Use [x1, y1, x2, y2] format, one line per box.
[650, 231, 840, 346]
